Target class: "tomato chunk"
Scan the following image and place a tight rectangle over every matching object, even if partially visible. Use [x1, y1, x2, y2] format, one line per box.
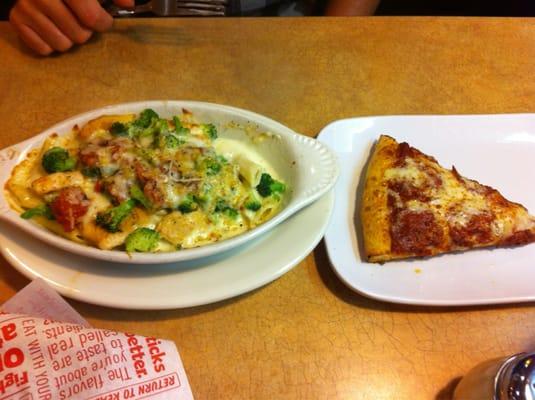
[50, 187, 89, 232]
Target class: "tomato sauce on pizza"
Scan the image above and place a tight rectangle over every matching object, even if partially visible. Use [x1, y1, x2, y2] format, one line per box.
[361, 135, 535, 262]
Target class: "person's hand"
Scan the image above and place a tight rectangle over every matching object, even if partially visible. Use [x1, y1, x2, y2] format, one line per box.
[9, 0, 134, 56]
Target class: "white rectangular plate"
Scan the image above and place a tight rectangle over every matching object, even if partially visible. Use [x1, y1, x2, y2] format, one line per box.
[318, 114, 535, 306]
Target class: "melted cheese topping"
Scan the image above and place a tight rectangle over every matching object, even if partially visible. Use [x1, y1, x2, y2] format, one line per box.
[385, 148, 534, 252]
[384, 158, 426, 186]
[6, 111, 287, 252]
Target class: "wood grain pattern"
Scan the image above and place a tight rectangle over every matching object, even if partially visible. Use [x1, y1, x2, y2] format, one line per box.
[2, 17, 535, 399]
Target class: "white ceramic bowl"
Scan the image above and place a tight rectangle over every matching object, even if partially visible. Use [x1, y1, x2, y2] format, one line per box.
[0, 101, 339, 264]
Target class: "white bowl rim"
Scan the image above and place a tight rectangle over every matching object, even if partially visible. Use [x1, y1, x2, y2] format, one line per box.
[0, 100, 339, 264]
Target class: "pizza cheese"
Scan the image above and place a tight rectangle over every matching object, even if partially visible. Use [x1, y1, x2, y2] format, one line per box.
[361, 135, 535, 262]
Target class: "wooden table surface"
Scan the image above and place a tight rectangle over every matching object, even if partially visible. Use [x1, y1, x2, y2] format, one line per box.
[2, 17, 535, 399]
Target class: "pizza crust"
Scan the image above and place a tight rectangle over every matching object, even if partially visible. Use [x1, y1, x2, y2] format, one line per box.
[360, 135, 397, 262]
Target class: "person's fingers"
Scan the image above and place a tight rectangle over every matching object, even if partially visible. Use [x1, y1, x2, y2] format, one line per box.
[11, 0, 73, 52]
[33, 0, 92, 45]
[112, 0, 135, 8]
[63, 0, 113, 32]
[9, 9, 53, 55]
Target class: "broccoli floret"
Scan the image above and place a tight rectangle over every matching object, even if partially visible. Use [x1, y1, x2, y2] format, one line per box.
[20, 204, 54, 220]
[202, 123, 217, 140]
[131, 114, 168, 148]
[130, 185, 151, 209]
[162, 133, 184, 149]
[202, 157, 221, 176]
[152, 118, 169, 134]
[225, 208, 238, 219]
[125, 228, 160, 253]
[42, 147, 76, 173]
[165, 135, 179, 148]
[214, 199, 227, 212]
[177, 126, 190, 135]
[195, 183, 212, 209]
[214, 199, 238, 219]
[95, 199, 136, 233]
[81, 166, 101, 178]
[173, 117, 190, 135]
[133, 109, 159, 128]
[138, 126, 158, 139]
[191, 194, 207, 209]
[244, 199, 261, 211]
[178, 194, 197, 214]
[256, 173, 286, 198]
[109, 122, 128, 136]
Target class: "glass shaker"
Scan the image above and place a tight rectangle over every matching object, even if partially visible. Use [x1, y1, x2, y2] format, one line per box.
[454, 352, 535, 400]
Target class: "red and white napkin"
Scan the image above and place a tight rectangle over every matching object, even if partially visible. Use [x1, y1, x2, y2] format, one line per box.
[0, 278, 194, 399]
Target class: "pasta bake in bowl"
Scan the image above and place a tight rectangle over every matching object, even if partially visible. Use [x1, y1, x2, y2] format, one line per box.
[0, 101, 338, 264]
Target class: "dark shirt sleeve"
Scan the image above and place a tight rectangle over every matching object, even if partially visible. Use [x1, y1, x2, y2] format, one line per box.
[376, 0, 535, 16]
[0, 0, 17, 20]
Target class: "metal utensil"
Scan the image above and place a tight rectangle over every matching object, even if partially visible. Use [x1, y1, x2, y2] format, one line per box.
[106, 0, 227, 17]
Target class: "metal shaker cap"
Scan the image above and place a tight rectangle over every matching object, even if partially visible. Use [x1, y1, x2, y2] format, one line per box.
[496, 353, 535, 400]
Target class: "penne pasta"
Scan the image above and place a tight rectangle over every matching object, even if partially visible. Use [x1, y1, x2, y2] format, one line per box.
[5, 109, 287, 253]
[235, 155, 263, 187]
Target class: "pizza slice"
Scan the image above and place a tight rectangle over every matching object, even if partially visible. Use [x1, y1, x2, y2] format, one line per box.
[361, 135, 535, 262]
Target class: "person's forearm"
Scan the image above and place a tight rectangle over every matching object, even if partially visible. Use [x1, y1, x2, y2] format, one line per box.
[325, 0, 380, 15]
